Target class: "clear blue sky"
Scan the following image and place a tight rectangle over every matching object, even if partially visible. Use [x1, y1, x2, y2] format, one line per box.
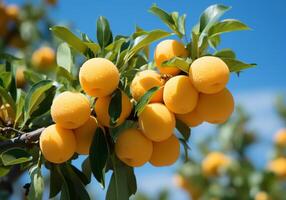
[7, 0, 286, 199]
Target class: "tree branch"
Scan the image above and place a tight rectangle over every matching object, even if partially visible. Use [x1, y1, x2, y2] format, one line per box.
[0, 127, 45, 150]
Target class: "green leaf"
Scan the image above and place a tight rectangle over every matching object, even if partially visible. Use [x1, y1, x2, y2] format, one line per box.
[61, 164, 91, 200]
[149, 5, 176, 32]
[109, 89, 122, 126]
[161, 57, 190, 73]
[208, 19, 250, 38]
[90, 128, 108, 188]
[179, 138, 190, 162]
[106, 156, 137, 200]
[23, 70, 45, 85]
[70, 165, 90, 185]
[57, 42, 73, 72]
[14, 90, 26, 126]
[97, 16, 113, 48]
[84, 42, 101, 55]
[0, 86, 16, 111]
[176, 119, 191, 141]
[190, 27, 199, 60]
[208, 35, 221, 49]
[51, 26, 87, 54]
[49, 164, 63, 198]
[214, 48, 236, 59]
[0, 72, 12, 89]
[135, 86, 160, 116]
[219, 58, 256, 72]
[82, 157, 92, 183]
[0, 166, 10, 177]
[0, 53, 21, 62]
[199, 4, 231, 33]
[0, 148, 32, 166]
[24, 80, 56, 125]
[178, 14, 187, 36]
[126, 30, 171, 62]
[28, 165, 44, 200]
[109, 120, 138, 141]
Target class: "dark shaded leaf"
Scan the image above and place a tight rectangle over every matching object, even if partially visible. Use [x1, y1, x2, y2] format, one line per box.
[109, 89, 122, 126]
[135, 86, 160, 116]
[90, 128, 108, 188]
[49, 164, 63, 198]
[106, 156, 137, 200]
[0, 148, 32, 166]
[176, 119, 191, 141]
[97, 16, 113, 48]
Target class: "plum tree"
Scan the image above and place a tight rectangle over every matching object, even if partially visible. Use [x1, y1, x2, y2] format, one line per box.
[202, 152, 231, 176]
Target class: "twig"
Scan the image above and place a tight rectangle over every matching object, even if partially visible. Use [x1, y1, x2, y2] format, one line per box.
[0, 127, 45, 150]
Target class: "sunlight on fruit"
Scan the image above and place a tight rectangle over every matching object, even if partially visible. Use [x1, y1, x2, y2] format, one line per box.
[139, 103, 175, 142]
[40, 124, 76, 164]
[115, 128, 153, 167]
[74, 116, 98, 155]
[154, 39, 188, 75]
[51, 91, 90, 129]
[79, 58, 120, 97]
[189, 56, 230, 94]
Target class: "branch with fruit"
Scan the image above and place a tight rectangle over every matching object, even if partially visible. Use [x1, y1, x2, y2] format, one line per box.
[0, 3, 255, 199]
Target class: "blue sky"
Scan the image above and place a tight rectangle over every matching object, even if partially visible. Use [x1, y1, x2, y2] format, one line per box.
[7, 0, 286, 199]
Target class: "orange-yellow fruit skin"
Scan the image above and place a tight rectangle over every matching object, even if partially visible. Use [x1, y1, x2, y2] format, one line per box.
[74, 116, 98, 155]
[40, 124, 76, 164]
[130, 70, 164, 103]
[115, 128, 153, 167]
[274, 128, 286, 147]
[150, 135, 180, 166]
[163, 75, 199, 114]
[196, 88, 234, 124]
[202, 152, 230, 177]
[139, 103, 175, 142]
[154, 39, 188, 75]
[255, 192, 270, 200]
[268, 157, 286, 179]
[31, 47, 55, 70]
[16, 67, 26, 88]
[51, 91, 90, 129]
[173, 175, 202, 200]
[5, 5, 19, 20]
[79, 58, 119, 97]
[94, 91, 132, 127]
[176, 108, 203, 127]
[189, 56, 230, 94]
